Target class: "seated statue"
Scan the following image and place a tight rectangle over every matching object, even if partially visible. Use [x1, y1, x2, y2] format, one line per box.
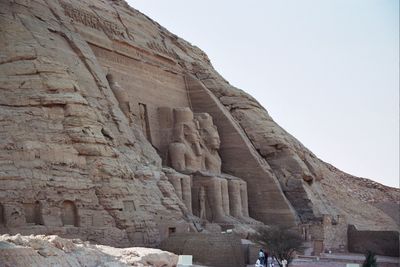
[195, 113, 251, 222]
[168, 107, 203, 173]
[167, 108, 255, 224]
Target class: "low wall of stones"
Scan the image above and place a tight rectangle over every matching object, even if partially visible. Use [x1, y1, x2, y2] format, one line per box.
[347, 225, 399, 257]
[160, 232, 245, 267]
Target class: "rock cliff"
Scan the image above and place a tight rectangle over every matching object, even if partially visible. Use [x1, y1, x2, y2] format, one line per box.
[0, 0, 398, 256]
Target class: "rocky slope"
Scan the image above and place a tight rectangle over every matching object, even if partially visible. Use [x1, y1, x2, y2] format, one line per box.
[0, 0, 398, 254]
[0, 234, 178, 267]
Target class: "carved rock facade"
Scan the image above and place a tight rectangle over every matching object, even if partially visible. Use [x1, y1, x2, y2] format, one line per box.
[0, 0, 398, 256]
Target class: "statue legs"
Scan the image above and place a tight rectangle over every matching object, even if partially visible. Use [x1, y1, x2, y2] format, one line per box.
[228, 180, 243, 218]
[193, 175, 237, 223]
[165, 171, 192, 213]
[181, 175, 192, 213]
[206, 177, 226, 222]
[221, 179, 230, 216]
[239, 180, 249, 217]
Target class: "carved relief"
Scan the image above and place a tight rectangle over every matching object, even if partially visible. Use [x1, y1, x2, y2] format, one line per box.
[168, 108, 203, 173]
[198, 186, 206, 220]
[195, 113, 222, 174]
[61, 2, 125, 38]
[89, 42, 178, 72]
[165, 107, 254, 224]
[147, 41, 177, 59]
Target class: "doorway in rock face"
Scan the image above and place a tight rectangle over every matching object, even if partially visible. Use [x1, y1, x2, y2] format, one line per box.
[24, 201, 42, 225]
[61, 200, 78, 226]
[139, 103, 152, 142]
[168, 227, 176, 237]
[313, 240, 324, 256]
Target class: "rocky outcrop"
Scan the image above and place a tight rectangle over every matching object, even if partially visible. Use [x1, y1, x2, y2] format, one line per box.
[0, 234, 178, 267]
[0, 0, 398, 257]
[0, 0, 188, 247]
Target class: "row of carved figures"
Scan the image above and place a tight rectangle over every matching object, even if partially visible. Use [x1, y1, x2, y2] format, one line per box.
[106, 73, 259, 225]
[164, 107, 259, 225]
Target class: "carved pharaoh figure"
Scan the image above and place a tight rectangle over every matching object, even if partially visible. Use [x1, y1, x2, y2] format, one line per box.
[195, 113, 221, 174]
[168, 108, 203, 173]
[166, 107, 253, 224]
[198, 186, 206, 220]
[106, 73, 134, 123]
[195, 113, 250, 221]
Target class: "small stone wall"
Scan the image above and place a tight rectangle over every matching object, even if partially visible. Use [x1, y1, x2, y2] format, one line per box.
[160, 233, 245, 267]
[347, 225, 399, 257]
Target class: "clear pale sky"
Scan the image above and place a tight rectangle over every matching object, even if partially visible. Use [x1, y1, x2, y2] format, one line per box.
[128, 0, 399, 188]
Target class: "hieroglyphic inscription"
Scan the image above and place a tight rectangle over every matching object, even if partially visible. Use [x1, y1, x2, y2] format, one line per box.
[114, 41, 177, 66]
[61, 2, 125, 38]
[89, 43, 181, 74]
[90, 44, 139, 67]
[147, 41, 178, 59]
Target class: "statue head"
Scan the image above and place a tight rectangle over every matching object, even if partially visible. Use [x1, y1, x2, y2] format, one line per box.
[196, 113, 221, 150]
[173, 108, 202, 156]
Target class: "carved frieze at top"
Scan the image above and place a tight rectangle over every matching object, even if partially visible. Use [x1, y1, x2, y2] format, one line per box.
[61, 1, 126, 39]
[146, 41, 178, 60]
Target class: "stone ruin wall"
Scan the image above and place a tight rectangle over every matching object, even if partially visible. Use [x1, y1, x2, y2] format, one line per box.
[160, 233, 245, 267]
[347, 225, 399, 257]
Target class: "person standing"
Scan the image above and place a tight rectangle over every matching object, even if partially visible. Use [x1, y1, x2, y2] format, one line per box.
[264, 250, 269, 266]
[258, 249, 265, 266]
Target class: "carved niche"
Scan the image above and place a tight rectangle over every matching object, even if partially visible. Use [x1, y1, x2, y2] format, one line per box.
[23, 201, 42, 225]
[61, 200, 79, 227]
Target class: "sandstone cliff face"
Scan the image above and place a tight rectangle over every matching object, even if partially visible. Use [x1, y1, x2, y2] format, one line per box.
[0, 0, 188, 247]
[0, 0, 398, 253]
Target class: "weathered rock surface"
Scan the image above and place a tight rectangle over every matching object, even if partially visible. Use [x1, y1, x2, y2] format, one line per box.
[0, 234, 178, 267]
[0, 0, 398, 259]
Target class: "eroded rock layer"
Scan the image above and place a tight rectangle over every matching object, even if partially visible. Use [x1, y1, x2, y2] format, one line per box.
[0, 234, 178, 266]
[0, 0, 398, 255]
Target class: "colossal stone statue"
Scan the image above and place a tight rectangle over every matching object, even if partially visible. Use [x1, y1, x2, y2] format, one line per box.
[106, 73, 134, 123]
[195, 113, 222, 174]
[168, 108, 203, 173]
[195, 113, 250, 222]
[166, 107, 254, 224]
[163, 168, 192, 214]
